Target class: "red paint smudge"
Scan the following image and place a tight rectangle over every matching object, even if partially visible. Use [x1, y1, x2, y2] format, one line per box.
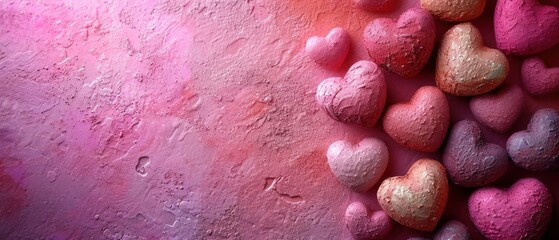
[0, 158, 27, 219]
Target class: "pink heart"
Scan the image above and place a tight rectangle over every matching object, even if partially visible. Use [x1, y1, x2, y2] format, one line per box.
[468, 178, 553, 240]
[363, 8, 436, 78]
[442, 120, 509, 187]
[521, 57, 559, 96]
[470, 85, 524, 133]
[433, 220, 470, 240]
[494, 0, 559, 55]
[327, 138, 389, 192]
[306, 27, 350, 69]
[353, 0, 395, 12]
[316, 60, 387, 128]
[383, 86, 450, 152]
[345, 201, 392, 240]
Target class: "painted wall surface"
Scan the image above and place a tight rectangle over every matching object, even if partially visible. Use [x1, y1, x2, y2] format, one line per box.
[0, 0, 558, 239]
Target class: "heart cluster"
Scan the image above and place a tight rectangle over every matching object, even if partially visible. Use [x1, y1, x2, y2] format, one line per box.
[306, 2, 559, 239]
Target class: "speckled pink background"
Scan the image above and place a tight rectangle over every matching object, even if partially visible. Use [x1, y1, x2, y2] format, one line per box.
[1, 0, 558, 239]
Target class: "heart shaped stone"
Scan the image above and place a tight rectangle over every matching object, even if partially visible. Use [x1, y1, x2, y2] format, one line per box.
[506, 108, 559, 171]
[443, 120, 508, 187]
[377, 159, 449, 231]
[306, 27, 350, 69]
[353, 0, 395, 12]
[363, 8, 435, 78]
[316, 60, 387, 127]
[383, 86, 450, 152]
[327, 138, 389, 192]
[468, 178, 553, 240]
[421, 0, 486, 22]
[494, 0, 559, 55]
[470, 85, 524, 133]
[345, 201, 393, 240]
[436, 23, 509, 96]
[433, 220, 470, 240]
[521, 57, 559, 96]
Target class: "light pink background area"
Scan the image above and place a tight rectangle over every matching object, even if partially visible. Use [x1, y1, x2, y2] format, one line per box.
[1, 0, 559, 239]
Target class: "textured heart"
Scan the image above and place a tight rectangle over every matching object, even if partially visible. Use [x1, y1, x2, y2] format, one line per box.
[316, 60, 387, 127]
[363, 8, 435, 78]
[442, 120, 508, 187]
[433, 220, 470, 240]
[327, 138, 389, 192]
[470, 85, 524, 133]
[353, 0, 395, 12]
[468, 178, 553, 240]
[345, 201, 393, 240]
[436, 23, 509, 96]
[494, 0, 559, 55]
[377, 159, 448, 231]
[383, 86, 450, 152]
[421, 0, 486, 22]
[306, 27, 350, 69]
[506, 108, 559, 171]
[521, 57, 559, 96]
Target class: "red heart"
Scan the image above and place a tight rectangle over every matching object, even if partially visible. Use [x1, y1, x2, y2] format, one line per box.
[521, 57, 559, 96]
[470, 85, 524, 133]
[383, 86, 450, 152]
[306, 27, 350, 69]
[345, 201, 392, 240]
[363, 8, 435, 78]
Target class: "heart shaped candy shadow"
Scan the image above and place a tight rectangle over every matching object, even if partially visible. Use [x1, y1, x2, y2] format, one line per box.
[436, 23, 508, 96]
[353, 0, 395, 12]
[470, 85, 524, 133]
[433, 220, 470, 240]
[521, 57, 559, 96]
[421, 0, 486, 22]
[306, 27, 350, 69]
[443, 120, 508, 187]
[345, 201, 393, 240]
[363, 8, 435, 78]
[377, 159, 449, 231]
[327, 138, 389, 192]
[316, 60, 387, 128]
[469, 178, 553, 240]
[495, 0, 559, 55]
[506, 108, 559, 171]
[383, 86, 450, 152]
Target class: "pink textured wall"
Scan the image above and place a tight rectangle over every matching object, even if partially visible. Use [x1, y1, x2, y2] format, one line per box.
[1, 0, 558, 239]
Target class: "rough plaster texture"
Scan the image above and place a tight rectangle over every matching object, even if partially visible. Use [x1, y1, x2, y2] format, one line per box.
[1, 0, 559, 239]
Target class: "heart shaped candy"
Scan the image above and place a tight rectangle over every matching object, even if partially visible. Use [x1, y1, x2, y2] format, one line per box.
[353, 0, 395, 12]
[363, 8, 435, 78]
[306, 27, 350, 69]
[494, 0, 559, 55]
[443, 120, 508, 187]
[377, 159, 449, 231]
[433, 220, 470, 240]
[327, 138, 389, 192]
[436, 23, 509, 96]
[421, 0, 486, 22]
[521, 57, 559, 96]
[506, 108, 559, 171]
[316, 60, 387, 127]
[470, 85, 524, 133]
[468, 178, 553, 240]
[345, 201, 393, 240]
[383, 86, 450, 152]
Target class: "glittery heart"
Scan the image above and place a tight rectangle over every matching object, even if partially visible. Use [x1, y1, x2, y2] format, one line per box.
[305, 27, 350, 69]
[436, 23, 508, 96]
[421, 0, 486, 22]
[377, 159, 449, 231]
[468, 178, 553, 240]
[506, 108, 559, 171]
[383, 86, 450, 152]
[363, 8, 435, 78]
[316, 60, 387, 127]
[470, 85, 524, 133]
[345, 201, 393, 240]
[494, 0, 559, 55]
[433, 220, 470, 240]
[521, 57, 559, 96]
[327, 138, 389, 192]
[442, 120, 508, 187]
